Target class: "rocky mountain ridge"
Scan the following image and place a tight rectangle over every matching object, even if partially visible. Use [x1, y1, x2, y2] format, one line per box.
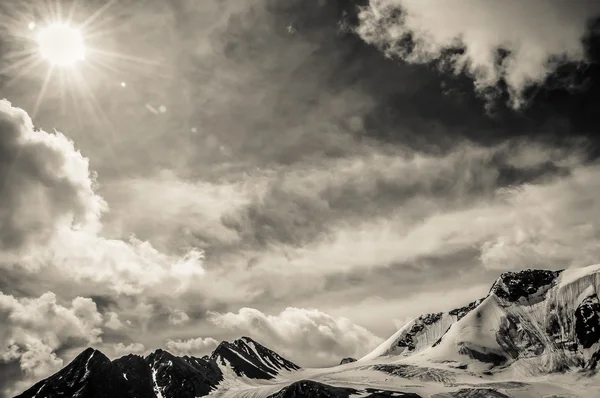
[15, 337, 297, 398]
[15, 265, 600, 398]
[360, 266, 600, 376]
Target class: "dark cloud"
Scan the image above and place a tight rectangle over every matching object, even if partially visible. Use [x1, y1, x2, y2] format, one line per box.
[215, 141, 583, 256]
[4, 0, 600, 177]
[355, 0, 600, 108]
[345, 0, 600, 157]
[0, 362, 22, 398]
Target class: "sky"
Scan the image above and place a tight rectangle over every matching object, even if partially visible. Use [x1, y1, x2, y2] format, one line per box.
[1, 0, 600, 395]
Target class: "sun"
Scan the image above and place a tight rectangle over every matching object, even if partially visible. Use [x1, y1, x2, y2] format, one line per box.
[36, 23, 85, 67]
[1, 1, 163, 119]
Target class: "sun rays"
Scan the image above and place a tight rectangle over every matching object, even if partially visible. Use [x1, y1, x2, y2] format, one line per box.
[0, 0, 164, 121]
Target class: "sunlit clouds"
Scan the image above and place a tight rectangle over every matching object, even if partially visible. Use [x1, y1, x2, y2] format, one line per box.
[165, 337, 218, 357]
[0, 292, 103, 379]
[207, 307, 384, 366]
[356, 0, 600, 108]
[0, 99, 206, 296]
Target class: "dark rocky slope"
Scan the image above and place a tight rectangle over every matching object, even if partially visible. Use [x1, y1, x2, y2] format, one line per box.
[266, 380, 421, 398]
[210, 336, 300, 379]
[15, 337, 298, 398]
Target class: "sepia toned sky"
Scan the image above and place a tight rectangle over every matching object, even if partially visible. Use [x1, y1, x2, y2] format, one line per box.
[2, 0, 600, 395]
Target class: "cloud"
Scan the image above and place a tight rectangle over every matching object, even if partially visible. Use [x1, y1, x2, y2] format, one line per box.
[244, 166, 600, 285]
[165, 337, 218, 356]
[0, 100, 207, 296]
[89, 139, 587, 306]
[210, 141, 584, 290]
[79, 139, 567, 304]
[220, 139, 576, 245]
[0, 100, 106, 252]
[100, 170, 261, 252]
[207, 307, 383, 366]
[324, 282, 491, 337]
[221, 145, 500, 249]
[14, 342, 63, 379]
[479, 165, 600, 270]
[113, 343, 146, 357]
[48, 232, 206, 295]
[356, 0, 600, 107]
[0, 99, 224, 396]
[104, 312, 124, 330]
[0, 292, 103, 380]
[160, 139, 600, 310]
[168, 309, 190, 325]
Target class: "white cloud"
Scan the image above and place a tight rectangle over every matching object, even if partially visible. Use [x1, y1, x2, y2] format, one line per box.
[208, 307, 383, 366]
[17, 342, 64, 378]
[0, 292, 103, 379]
[0, 99, 105, 252]
[211, 140, 570, 258]
[479, 165, 600, 270]
[101, 171, 259, 251]
[104, 312, 124, 330]
[165, 337, 218, 356]
[148, 140, 591, 304]
[0, 100, 207, 296]
[47, 231, 206, 295]
[168, 308, 190, 325]
[223, 144, 600, 285]
[356, 0, 600, 107]
[113, 343, 146, 357]
[324, 283, 490, 337]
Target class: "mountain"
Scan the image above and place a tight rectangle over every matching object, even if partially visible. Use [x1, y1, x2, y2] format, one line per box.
[358, 266, 600, 376]
[14, 337, 297, 398]
[15, 265, 600, 398]
[14, 348, 138, 398]
[145, 349, 223, 398]
[210, 336, 300, 379]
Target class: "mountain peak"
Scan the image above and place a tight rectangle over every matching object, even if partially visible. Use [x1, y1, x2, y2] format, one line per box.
[15, 347, 115, 398]
[79, 346, 98, 356]
[489, 269, 562, 302]
[359, 265, 600, 378]
[146, 348, 175, 361]
[210, 336, 300, 379]
[75, 347, 107, 361]
[340, 357, 357, 365]
[68, 346, 111, 371]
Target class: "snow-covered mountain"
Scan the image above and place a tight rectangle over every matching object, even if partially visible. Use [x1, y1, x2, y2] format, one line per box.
[360, 266, 600, 377]
[15, 265, 600, 398]
[210, 336, 301, 380]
